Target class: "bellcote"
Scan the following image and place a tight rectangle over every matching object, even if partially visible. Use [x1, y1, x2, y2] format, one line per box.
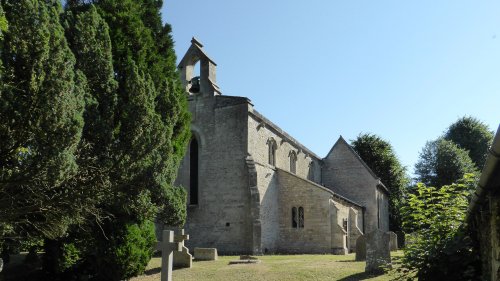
[178, 37, 221, 96]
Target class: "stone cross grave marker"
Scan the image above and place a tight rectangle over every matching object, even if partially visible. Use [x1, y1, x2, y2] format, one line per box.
[172, 229, 192, 268]
[158, 230, 182, 281]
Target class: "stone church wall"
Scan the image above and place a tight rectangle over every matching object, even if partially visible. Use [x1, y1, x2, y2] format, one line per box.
[173, 39, 390, 256]
[348, 207, 364, 251]
[474, 199, 497, 281]
[276, 169, 364, 253]
[322, 138, 388, 233]
[253, 164, 279, 253]
[175, 95, 253, 254]
[376, 187, 390, 231]
[247, 110, 322, 183]
[247, 109, 322, 252]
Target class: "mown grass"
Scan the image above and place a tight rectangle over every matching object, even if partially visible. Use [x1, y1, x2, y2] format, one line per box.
[132, 251, 403, 281]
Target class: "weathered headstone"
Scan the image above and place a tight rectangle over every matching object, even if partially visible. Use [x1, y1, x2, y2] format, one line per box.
[157, 230, 182, 281]
[355, 235, 366, 261]
[388, 231, 398, 251]
[194, 248, 218, 261]
[0, 257, 3, 272]
[365, 229, 391, 274]
[171, 229, 192, 268]
[395, 231, 405, 248]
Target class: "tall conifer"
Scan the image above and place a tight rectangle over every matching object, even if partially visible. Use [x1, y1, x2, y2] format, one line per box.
[42, 1, 191, 279]
[88, 0, 191, 224]
[0, 0, 85, 238]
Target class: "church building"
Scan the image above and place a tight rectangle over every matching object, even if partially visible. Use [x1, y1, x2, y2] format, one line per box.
[174, 38, 389, 255]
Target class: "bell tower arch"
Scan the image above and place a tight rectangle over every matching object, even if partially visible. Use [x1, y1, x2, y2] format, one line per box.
[178, 37, 221, 96]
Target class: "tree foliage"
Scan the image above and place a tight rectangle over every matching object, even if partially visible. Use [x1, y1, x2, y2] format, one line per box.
[444, 116, 493, 170]
[351, 133, 410, 231]
[0, 0, 90, 239]
[398, 174, 480, 280]
[1, 1, 190, 279]
[95, 220, 157, 280]
[415, 138, 478, 188]
[0, 3, 7, 39]
[68, 0, 191, 225]
[44, 1, 189, 279]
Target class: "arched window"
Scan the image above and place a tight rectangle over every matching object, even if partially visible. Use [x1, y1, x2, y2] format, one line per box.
[292, 207, 298, 228]
[292, 206, 304, 228]
[308, 161, 315, 181]
[298, 207, 304, 228]
[189, 137, 199, 205]
[267, 138, 277, 166]
[289, 151, 297, 174]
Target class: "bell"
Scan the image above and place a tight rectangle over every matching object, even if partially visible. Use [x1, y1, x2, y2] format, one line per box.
[189, 76, 200, 93]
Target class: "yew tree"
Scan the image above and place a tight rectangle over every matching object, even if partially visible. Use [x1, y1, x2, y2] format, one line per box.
[351, 133, 410, 231]
[0, 0, 87, 239]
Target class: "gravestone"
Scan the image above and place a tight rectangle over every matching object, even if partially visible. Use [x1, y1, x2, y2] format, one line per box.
[0, 257, 3, 272]
[365, 229, 391, 274]
[388, 231, 398, 251]
[194, 248, 218, 261]
[355, 235, 366, 261]
[171, 229, 192, 268]
[157, 230, 182, 281]
[395, 231, 405, 248]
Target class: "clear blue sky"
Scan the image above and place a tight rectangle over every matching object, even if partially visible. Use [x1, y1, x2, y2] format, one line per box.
[162, 1, 499, 175]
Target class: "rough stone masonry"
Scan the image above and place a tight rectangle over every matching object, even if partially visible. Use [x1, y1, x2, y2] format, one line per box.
[172, 38, 390, 255]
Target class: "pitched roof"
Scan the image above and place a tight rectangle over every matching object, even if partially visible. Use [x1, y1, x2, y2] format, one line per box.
[178, 37, 217, 67]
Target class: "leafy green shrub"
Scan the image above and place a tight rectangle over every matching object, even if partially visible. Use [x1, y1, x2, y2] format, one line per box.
[43, 239, 82, 276]
[397, 174, 480, 280]
[20, 237, 43, 252]
[95, 220, 156, 281]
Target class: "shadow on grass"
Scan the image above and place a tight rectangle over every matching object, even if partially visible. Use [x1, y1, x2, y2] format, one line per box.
[144, 267, 161, 275]
[337, 272, 384, 281]
[144, 266, 186, 275]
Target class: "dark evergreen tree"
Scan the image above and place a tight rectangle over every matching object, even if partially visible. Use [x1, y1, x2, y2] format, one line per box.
[415, 138, 478, 188]
[64, 0, 190, 225]
[42, 1, 190, 279]
[73, 0, 191, 226]
[0, 0, 86, 239]
[351, 133, 410, 232]
[90, 1, 190, 278]
[41, 6, 118, 277]
[444, 116, 493, 170]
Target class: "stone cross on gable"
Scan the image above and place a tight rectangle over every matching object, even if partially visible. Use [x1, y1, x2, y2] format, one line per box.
[158, 230, 182, 281]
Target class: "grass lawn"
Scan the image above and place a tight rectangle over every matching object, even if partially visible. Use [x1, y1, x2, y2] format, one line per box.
[131, 251, 403, 281]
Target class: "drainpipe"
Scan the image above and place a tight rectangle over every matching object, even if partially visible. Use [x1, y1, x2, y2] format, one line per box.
[467, 124, 500, 220]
